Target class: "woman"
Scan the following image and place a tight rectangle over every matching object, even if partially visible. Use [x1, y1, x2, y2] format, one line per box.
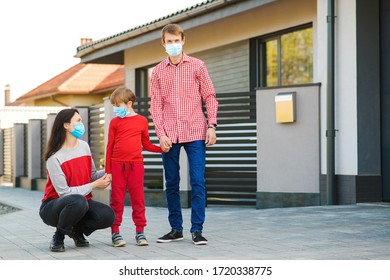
[39, 108, 115, 252]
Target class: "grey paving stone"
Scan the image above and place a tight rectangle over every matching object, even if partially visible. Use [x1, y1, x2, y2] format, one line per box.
[1, 186, 390, 260]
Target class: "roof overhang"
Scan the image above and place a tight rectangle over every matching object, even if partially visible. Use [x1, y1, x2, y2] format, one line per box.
[75, 0, 276, 64]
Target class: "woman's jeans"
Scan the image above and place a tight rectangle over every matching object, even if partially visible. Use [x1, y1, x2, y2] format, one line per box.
[162, 140, 206, 233]
[39, 194, 115, 236]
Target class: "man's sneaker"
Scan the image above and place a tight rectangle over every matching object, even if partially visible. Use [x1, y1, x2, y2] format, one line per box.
[192, 232, 208, 245]
[135, 232, 149, 246]
[50, 231, 65, 252]
[112, 232, 126, 247]
[71, 228, 89, 247]
[157, 230, 184, 243]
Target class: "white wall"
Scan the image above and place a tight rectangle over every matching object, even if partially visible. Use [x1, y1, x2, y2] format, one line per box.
[317, 0, 357, 175]
[0, 106, 65, 129]
[257, 85, 321, 193]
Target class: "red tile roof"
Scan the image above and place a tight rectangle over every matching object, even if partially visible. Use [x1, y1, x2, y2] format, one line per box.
[16, 63, 124, 102]
[92, 65, 125, 93]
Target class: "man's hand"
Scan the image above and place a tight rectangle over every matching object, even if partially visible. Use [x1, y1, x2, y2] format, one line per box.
[159, 136, 172, 153]
[205, 128, 216, 146]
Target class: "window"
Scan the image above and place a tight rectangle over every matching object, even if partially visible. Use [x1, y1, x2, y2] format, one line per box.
[135, 66, 155, 98]
[135, 66, 155, 115]
[251, 24, 313, 88]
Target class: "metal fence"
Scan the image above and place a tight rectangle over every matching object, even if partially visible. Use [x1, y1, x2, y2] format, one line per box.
[1, 92, 257, 206]
[89, 105, 106, 170]
[205, 91, 257, 206]
[23, 124, 28, 177]
[87, 100, 164, 190]
[134, 97, 164, 190]
[41, 119, 47, 178]
[2, 128, 13, 183]
[133, 92, 257, 206]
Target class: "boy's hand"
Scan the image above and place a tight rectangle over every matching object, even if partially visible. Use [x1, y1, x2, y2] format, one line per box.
[162, 146, 171, 153]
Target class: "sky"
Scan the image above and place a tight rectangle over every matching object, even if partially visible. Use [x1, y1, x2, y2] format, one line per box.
[0, 0, 203, 106]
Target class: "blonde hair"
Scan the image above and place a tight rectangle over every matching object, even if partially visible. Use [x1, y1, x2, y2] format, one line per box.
[110, 87, 136, 107]
[161, 24, 185, 42]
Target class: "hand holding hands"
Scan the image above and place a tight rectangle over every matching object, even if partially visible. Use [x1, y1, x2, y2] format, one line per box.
[91, 173, 112, 189]
[159, 136, 172, 153]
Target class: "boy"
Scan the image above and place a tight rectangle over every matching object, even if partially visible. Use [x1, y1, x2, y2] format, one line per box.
[106, 87, 166, 247]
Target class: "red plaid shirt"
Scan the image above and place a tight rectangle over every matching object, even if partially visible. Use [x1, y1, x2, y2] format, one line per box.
[150, 53, 218, 143]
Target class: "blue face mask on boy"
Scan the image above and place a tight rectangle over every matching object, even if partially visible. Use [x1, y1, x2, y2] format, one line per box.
[70, 123, 85, 139]
[114, 106, 129, 118]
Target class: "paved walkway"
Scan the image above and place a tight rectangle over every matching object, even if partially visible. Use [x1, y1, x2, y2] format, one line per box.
[1, 185, 390, 260]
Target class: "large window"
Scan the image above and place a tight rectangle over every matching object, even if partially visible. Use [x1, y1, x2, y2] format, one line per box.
[251, 24, 313, 88]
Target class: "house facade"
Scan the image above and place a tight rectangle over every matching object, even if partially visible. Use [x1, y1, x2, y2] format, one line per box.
[74, 0, 388, 208]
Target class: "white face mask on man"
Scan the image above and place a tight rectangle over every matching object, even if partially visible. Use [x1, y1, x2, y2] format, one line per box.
[165, 43, 182, 57]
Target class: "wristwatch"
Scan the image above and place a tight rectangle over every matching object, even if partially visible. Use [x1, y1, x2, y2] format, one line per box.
[208, 124, 217, 130]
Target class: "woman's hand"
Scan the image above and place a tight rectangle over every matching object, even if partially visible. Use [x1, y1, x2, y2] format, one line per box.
[91, 173, 112, 189]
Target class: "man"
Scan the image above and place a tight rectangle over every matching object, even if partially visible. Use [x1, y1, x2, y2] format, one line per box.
[150, 23, 218, 245]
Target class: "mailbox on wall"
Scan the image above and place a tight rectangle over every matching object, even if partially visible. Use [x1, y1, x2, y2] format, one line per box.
[275, 92, 296, 123]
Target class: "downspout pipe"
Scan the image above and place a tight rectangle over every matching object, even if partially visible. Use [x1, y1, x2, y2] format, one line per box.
[326, 0, 336, 205]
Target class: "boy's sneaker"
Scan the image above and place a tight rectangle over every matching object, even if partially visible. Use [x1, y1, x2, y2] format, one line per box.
[156, 230, 184, 243]
[112, 232, 126, 247]
[135, 232, 149, 246]
[192, 232, 208, 245]
[50, 231, 65, 252]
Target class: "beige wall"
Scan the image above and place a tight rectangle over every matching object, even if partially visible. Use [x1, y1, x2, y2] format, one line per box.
[35, 94, 108, 107]
[124, 0, 317, 69]
[123, 0, 317, 96]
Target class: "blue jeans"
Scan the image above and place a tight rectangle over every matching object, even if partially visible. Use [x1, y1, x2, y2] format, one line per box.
[162, 140, 206, 233]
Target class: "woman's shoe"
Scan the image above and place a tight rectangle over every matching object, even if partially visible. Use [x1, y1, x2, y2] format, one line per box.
[71, 228, 89, 247]
[50, 231, 65, 252]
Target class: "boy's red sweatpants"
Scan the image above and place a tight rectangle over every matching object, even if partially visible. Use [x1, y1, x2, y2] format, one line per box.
[110, 162, 146, 233]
